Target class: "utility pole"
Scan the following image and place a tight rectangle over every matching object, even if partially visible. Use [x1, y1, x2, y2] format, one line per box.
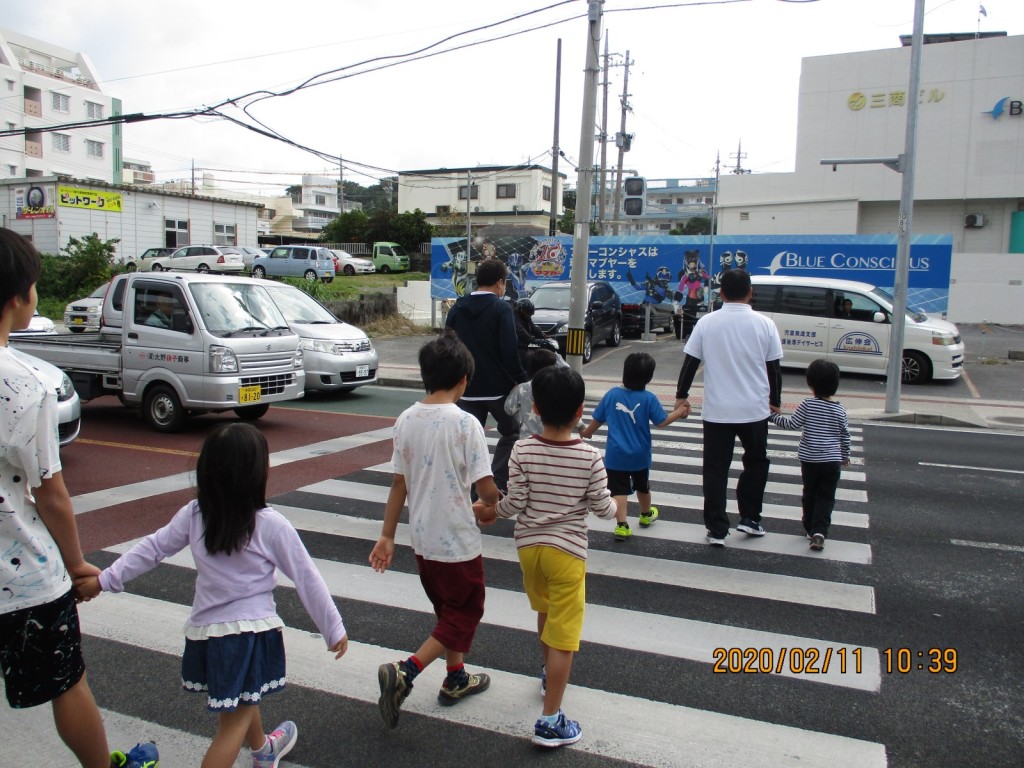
[549, 39, 562, 237]
[338, 154, 345, 219]
[729, 139, 750, 175]
[705, 150, 721, 317]
[610, 49, 630, 235]
[567, 0, 603, 373]
[598, 34, 610, 234]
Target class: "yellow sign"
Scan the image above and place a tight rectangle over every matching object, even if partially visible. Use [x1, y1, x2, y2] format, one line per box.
[57, 185, 122, 213]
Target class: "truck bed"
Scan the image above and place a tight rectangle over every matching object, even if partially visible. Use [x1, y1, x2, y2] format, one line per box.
[9, 332, 122, 375]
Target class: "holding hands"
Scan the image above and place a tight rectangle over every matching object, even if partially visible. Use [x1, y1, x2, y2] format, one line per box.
[473, 500, 498, 526]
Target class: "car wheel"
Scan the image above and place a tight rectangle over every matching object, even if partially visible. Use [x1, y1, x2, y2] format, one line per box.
[322, 275, 333, 283]
[606, 321, 621, 347]
[151, 263, 163, 272]
[234, 404, 270, 421]
[143, 384, 185, 433]
[582, 331, 593, 364]
[901, 350, 931, 384]
[196, 263, 210, 273]
[344, 265, 355, 276]
[304, 270, 318, 282]
[252, 266, 266, 279]
[125, 262, 137, 272]
[380, 264, 391, 273]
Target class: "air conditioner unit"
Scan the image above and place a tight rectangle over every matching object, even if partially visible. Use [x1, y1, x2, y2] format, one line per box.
[964, 213, 985, 228]
[473, 206, 480, 213]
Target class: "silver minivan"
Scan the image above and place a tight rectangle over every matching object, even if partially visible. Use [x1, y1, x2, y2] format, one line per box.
[750, 275, 964, 384]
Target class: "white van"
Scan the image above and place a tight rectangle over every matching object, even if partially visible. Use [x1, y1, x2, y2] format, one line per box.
[750, 276, 964, 384]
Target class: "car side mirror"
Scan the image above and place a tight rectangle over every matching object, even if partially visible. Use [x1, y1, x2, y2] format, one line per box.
[172, 313, 193, 334]
[873, 311, 886, 324]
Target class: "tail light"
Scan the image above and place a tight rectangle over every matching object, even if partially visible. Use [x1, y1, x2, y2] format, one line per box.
[622, 303, 641, 312]
[217, 255, 225, 263]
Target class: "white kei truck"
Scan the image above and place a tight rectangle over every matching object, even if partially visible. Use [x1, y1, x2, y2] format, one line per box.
[11, 272, 305, 432]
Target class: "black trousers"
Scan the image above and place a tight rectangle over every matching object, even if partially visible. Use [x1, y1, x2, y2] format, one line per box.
[457, 396, 520, 492]
[702, 419, 770, 538]
[800, 461, 841, 537]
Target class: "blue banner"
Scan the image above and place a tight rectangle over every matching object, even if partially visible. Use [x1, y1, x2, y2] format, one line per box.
[430, 234, 953, 314]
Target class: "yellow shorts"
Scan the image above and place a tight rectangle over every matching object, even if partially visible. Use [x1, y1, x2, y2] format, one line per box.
[517, 545, 586, 652]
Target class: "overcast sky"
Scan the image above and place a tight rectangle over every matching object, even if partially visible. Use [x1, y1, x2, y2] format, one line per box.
[5, 0, 1022, 196]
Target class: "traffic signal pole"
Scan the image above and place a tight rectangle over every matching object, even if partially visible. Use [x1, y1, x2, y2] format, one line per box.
[567, 0, 604, 374]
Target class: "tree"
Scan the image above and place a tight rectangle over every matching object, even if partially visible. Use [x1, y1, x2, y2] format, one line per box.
[38, 233, 120, 301]
[364, 209, 433, 251]
[557, 207, 598, 236]
[670, 216, 713, 236]
[433, 208, 468, 237]
[320, 209, 369, 244]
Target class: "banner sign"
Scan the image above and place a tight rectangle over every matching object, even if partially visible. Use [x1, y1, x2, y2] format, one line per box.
[430, 234, 953, 315]
[14, 184, 56, 219]
[57, 185, 122, 213]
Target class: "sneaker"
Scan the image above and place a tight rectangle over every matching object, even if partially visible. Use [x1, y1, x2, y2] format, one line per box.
[252, 722, 297, 768]
[533, 711, 583, 748]
[613, 523, 632, 541]
[737, 518, 766, 536]
[706, 530, 727, 547]
[810, 533, 825, 551]
[639, 506, 659, 528]
[378, 661, 413, 729]
[110, 743, 159, 768]
[540, 666, 547, 696]
[437, 671, 490, 706]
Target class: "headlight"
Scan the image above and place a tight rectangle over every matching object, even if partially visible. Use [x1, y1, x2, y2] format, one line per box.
[293, 349, 304, 368]
[556, 323, 569, 334]
[87, 306, 102, 316]
[209, 345, 239, 373]
[299, 339, 338, 355]
[931, 333, 956, 346]
[57, 373, 75, 402]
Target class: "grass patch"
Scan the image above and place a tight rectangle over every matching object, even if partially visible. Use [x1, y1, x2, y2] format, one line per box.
[365, 313, 434, 338]
[323, 271, 429, 300]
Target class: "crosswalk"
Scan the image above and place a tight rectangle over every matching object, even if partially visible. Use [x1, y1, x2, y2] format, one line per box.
[16, 412, 888, 767]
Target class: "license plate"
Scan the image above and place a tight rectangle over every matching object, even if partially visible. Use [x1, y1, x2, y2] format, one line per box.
[73, 317, 84, 324]
[356, 365, 369, 378]
[239, 385, 262, 403]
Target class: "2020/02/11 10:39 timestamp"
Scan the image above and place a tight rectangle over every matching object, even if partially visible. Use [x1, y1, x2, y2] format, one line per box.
[883, 648, 958, 674]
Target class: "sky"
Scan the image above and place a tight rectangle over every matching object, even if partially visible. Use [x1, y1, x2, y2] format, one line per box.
[4, 0, 1023, 198]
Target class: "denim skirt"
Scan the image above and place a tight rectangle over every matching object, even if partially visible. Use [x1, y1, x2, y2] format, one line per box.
[181, 629, 286, 711]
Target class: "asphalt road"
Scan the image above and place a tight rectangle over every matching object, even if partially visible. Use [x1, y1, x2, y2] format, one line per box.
[4, 389, 1021, 767]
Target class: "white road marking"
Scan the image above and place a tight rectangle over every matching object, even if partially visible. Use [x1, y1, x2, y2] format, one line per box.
[950, 539, 1024, 553]
[919, 462, 1024, 475]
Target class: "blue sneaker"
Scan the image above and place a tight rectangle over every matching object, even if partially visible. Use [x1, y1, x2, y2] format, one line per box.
[533, 711, 582, 748]
[110, 742, 159, 768]
[252, 721, 297, 767]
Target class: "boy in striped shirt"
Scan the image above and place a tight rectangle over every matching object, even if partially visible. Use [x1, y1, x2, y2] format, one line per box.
[769, 359, 851, 551]
[475, 366, 616, 748]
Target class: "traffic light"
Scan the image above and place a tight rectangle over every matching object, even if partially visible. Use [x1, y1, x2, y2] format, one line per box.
[623, 176, 646, 217]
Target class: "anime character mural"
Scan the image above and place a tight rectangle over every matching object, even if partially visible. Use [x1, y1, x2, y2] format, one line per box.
[673, 249, 709, 339]
[708, 249, 747, 309]
[626, 265, 673, 305]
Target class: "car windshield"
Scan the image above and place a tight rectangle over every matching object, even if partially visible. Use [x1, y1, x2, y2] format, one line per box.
[391, 245, 409, 256]
[90, 283, 109, 298]
[530, 286, 571, 310]
[869, 287, 928, 322]
[264, 286, 337, 325]
[189, 282, 290, 337]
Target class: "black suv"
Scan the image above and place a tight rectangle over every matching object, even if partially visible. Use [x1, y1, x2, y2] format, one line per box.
[529, 280, 621, 363]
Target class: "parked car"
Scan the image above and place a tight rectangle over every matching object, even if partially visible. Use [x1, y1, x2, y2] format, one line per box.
[331, 249, 375, 276]
[251, 245, 335, 283]
[138, 245, 245, 274]
[123, 247, 174, 272]
[238, 247, 265, 269]
[529, 280, 622, 363]
[258, 281, 378, 392]
[10, 310, 57, 336]
[8, 347, 81, 446]
[64, 282, 110, 332]
[620, 297, 674, 336]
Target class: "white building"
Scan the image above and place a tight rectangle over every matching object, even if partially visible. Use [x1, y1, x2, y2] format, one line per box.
[399, 165, 565, 233]
[0, 28, 120, 184]
[718, 32, 1024, 255]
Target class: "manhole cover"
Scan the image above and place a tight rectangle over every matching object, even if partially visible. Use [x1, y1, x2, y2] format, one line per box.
[989, 416, 1024, 425]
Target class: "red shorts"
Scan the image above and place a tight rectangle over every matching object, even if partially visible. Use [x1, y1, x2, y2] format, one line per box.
[415, 555, 485, 654]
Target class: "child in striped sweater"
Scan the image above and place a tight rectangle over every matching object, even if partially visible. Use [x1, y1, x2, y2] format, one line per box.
[769, 359, 851, 551]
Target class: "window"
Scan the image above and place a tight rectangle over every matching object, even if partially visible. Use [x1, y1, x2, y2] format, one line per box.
[739, 212, 750, 221]
[86, 139, 103, 159]
[52, 133, 70, 152]
[750, 285, 778, 313]
[165, 219, 190, 248]
[135, 286, 189, 332]
[778, 287, 828, 318]
[314, 194, 326, 206]
[52, 92, 70, 112]
[8, 165, 16, 176]
[458, 184, 479, 200]
[435, 205, 451, 215]
[85, 101, 103, 119]
[6, 122, 15, 131]
[214, 223, 237, 246]
[543, 185, 552, 202]
[5, 79, 14, 92]
[496, 184, 516, 199]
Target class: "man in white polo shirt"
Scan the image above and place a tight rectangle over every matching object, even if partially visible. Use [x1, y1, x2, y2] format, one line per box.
[674, 269, 783, 546]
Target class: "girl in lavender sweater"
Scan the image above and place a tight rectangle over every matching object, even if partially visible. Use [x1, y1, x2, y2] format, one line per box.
[78, 423, 348, 768]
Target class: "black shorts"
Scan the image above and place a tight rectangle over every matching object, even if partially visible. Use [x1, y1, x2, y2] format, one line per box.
[0, 589, 86, 708]
[606, 468, 651, 497]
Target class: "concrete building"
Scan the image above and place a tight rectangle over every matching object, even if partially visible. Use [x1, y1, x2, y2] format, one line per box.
[399, 164, 565, 234]
[1, 175, 261, 261]
[717, 32, 1024, 255]
[594, 176, 717, 235]
[0, 28, 120, 185]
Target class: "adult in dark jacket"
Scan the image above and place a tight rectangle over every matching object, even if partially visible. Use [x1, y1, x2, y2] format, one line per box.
[445, 258, 528, 491]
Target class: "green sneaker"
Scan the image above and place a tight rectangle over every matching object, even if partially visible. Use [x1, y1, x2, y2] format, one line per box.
[613, 522, 632, 541]
[639, 506, 659, 528]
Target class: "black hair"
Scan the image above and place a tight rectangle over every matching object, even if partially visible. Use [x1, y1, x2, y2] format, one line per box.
[806, 358, 840, 398]
[196, 423, 269, 555]
[525, 347, 558, 378]
[531, 365, 585, 428]
[475, 258, 508, 288]
[622, 352, 656, 391]
[420, 329, 474, 393]
[719, 268, 752, 301]
[0, 228, 41, 317]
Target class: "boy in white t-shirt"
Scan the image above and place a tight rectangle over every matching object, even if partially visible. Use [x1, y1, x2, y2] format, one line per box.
[369, 331, 500, 729]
